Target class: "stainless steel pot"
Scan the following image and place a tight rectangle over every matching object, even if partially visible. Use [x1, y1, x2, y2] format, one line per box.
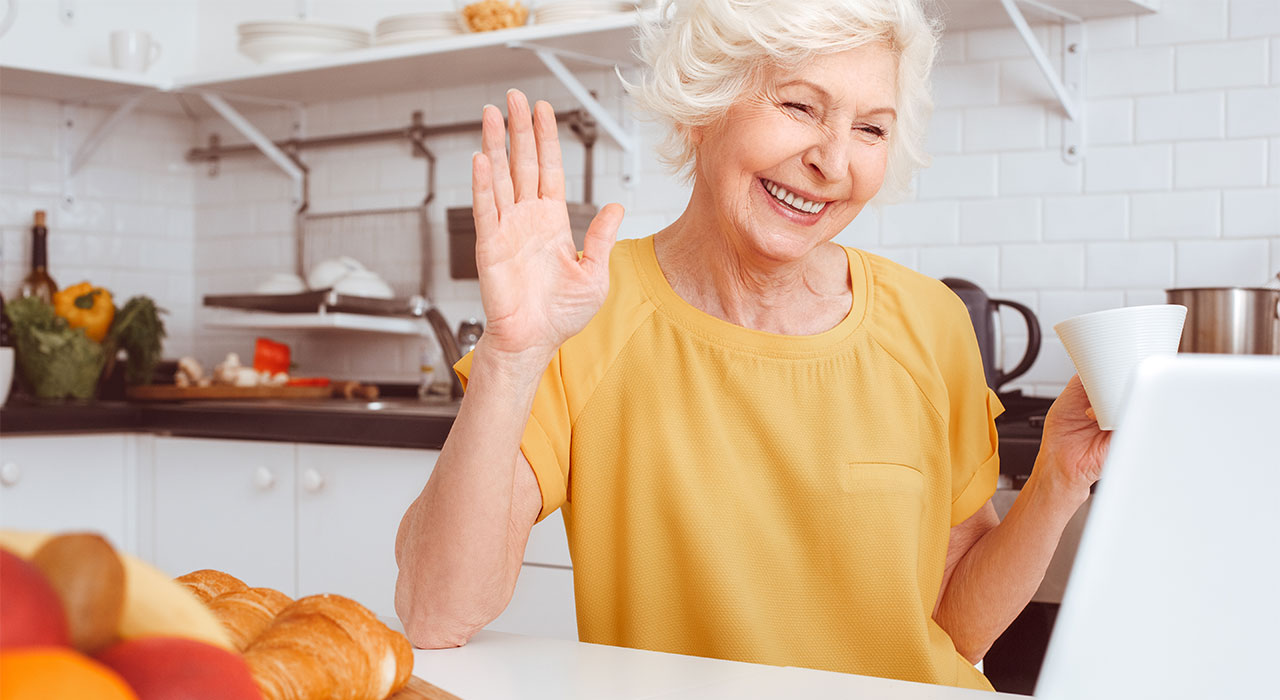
[1165, 286, 1280, 355]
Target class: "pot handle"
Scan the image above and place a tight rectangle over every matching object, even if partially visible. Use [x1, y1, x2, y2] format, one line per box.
[991, 298, 1041, 390]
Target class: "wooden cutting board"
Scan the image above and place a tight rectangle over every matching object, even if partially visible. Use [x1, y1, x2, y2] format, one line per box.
[126, 385, 333, 401]
[389, 676, 462, 700]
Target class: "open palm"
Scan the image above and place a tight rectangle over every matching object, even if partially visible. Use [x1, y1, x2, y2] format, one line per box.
[471, 91, 624, 361]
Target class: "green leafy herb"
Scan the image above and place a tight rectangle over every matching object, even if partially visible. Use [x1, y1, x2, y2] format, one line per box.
[106, 296, 166, 385]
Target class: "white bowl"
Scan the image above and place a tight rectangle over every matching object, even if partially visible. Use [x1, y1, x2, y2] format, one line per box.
[307, 256, 366, 290]
[254, 272, 307, 295]
[333, 270, 394, 299]
[239, 35, 366, 63]
[238, 21, 371, 43]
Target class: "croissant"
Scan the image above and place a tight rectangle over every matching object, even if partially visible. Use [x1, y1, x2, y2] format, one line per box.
[209, 587, 293, 651]
[245, 594, 414, 700]
[176, 568, 248, 602]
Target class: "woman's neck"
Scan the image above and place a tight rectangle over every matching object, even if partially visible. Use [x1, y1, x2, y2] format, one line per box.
[654, 207, 852, 336]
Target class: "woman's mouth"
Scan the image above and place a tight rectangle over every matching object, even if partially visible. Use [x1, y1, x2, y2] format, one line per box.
[759, 178, 828, 215]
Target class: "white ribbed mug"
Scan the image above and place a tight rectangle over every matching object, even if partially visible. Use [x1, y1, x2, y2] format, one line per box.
[1054, 304, 1187, 430]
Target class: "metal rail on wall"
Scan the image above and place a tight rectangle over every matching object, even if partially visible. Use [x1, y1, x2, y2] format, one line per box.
[185, 106, 601, 210]
[186, 105, 600, 299]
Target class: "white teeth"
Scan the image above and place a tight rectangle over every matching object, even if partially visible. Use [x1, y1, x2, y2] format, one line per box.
[764, 179, 826, 214]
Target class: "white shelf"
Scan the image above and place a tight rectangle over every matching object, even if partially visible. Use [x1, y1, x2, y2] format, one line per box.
[203, 309, 433, 336]
[178, 12, 645, 103]
[0, 60, 169, 102]
[1, 2, 1159, 106]
[937, 0, 1158, 31]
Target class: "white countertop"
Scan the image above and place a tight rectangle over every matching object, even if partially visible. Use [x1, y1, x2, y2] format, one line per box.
[410, 630, 1027, 699]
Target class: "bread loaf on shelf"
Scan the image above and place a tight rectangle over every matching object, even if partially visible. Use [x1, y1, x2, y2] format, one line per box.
[177, 568, 249, 602]
[209, 586, 294, 651]
[245, 593, 414, 700]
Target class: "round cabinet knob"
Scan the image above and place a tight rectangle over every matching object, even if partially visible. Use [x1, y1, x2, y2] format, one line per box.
[0, 462, 20, 486]
[253, 466, 276, 491]
[301, 468, 325, 493]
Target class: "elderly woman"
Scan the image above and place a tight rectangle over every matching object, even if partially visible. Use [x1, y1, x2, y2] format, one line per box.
[395, 0, 1107, 691]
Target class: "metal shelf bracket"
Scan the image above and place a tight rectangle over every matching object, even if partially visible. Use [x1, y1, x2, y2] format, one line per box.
[196, 91, 307, 209]
[60, 90, 151, 208]
[999, 0, 1086, 163]
[508, 40, 641, 188]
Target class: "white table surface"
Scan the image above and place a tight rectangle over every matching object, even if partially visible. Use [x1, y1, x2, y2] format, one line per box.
[410, 630, 1028, 699]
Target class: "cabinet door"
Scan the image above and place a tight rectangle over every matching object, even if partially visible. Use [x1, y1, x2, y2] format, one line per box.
[151, 437, 296, 594]
[0, 434, 133, 552]
[486, 564, 578, 640]
[295, 443, 437, 619]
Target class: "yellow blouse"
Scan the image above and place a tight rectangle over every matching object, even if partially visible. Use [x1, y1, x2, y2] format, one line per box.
[456, 236, 1002, 690]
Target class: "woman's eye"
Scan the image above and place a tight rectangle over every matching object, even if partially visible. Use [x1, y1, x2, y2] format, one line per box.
[857, 124, 888, 139]
[783, 102, 812, 115]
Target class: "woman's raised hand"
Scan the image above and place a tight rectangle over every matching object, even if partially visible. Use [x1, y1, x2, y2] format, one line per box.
[471, 90, 624, 364]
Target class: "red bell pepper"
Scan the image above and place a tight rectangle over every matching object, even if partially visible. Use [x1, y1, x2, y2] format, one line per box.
[253, 337, 291, 374]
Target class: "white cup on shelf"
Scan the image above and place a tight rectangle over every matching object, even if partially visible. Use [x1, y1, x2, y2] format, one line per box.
[110, 30, 162, 72]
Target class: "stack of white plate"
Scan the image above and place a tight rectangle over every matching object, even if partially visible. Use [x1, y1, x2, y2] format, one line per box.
[238, 21, 371, 63]
[532, 0, 636, 25]
[375, 12, 463, 45]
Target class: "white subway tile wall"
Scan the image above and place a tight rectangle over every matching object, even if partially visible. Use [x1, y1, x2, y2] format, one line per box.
[1226, 87, 1280, 138]
[2, 0, 1275, 395]
[1175, 39, 1269, 91]
[0, 98, 198, 356]
[1083, 99, 1134, 146]
[1130, 190, 1222, 239]
[1135, 92, 1225, 142]
[1136, 0, 1229, 46]
[1229, 0, 1280, 39]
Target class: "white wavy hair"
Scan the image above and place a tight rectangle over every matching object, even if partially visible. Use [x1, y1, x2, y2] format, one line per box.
[628, 0, 939, 204]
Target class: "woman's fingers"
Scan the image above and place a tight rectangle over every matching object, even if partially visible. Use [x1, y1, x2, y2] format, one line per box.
[481, 104, 515, 213]
[533, 100, 566, 201]
[507, 90, 539, 203]
[582, 203, 624, 271]
[471, 152, 499, 241]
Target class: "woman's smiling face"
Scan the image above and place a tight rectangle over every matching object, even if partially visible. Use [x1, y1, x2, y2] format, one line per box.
[689, 43, 899, 262]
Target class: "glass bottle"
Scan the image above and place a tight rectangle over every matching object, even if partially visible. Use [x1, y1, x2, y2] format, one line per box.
[19, 211, 57, 303]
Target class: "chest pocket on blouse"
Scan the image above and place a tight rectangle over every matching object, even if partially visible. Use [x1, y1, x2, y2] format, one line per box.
[837, 462, 927, 544]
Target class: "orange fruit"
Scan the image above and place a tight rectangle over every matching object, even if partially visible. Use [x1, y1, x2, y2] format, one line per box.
[0, 647, 138, 700]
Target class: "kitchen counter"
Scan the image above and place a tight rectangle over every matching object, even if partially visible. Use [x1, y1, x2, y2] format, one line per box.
[0, 396, 459, 449]
[410, 630, 1025, 700]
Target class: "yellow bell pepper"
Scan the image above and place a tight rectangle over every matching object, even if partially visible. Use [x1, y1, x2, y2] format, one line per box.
[53, 281, 115, 343]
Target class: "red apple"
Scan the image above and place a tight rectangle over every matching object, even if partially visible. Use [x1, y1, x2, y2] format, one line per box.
[0, 547, 71, 649]
[96, 637, 263, 700]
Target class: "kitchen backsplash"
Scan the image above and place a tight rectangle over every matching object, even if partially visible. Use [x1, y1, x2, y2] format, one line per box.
[0, 98, 199, 357]
[3, 0, 1278, 393]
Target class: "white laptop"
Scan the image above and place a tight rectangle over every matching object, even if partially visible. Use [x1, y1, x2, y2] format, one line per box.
[1035, 354, 1280, 699]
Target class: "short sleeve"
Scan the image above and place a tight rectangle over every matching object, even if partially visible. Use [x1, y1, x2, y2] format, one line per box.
[454, 351, 571, 523]
[939, 301, 1006, 527]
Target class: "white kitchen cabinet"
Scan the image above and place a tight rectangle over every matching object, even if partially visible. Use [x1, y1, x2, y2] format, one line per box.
[487, 564, 578, 641]
[294, 443, 437, 619]
[150, 437, 297, 594]
[0, 434, 135, 553]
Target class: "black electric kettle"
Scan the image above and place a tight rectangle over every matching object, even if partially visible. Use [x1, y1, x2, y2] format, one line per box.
[942, 278, 1041, 393]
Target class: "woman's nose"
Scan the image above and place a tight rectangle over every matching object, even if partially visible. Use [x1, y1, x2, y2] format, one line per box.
[801, 135, 852, 182]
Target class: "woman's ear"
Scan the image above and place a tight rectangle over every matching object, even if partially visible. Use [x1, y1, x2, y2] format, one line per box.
[685, 124, 703, 147]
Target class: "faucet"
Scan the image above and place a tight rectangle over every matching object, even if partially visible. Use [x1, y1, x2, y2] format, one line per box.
[423, 306, 464, 400]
